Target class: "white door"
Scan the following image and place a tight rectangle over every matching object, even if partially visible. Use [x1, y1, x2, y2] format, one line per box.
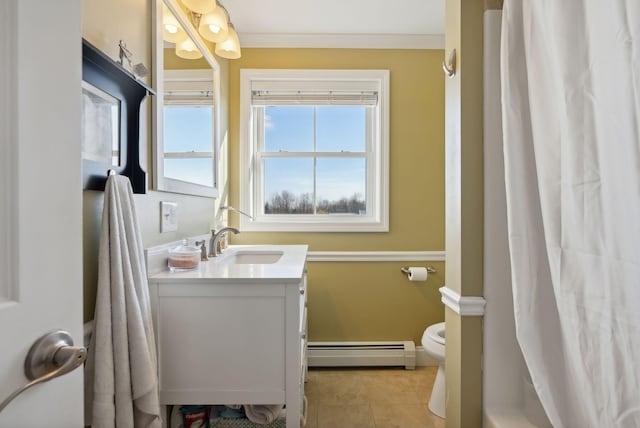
[0, 1, 84, 427]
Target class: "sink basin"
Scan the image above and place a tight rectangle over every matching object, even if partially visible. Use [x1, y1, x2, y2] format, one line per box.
[227, 250, 284, 264]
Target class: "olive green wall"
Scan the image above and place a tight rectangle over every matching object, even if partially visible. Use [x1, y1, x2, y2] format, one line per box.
[308, 261, 444, 342]
[444, 0, 485, 425]
[228, 49, 446, 343]
[81, 0, 229, 322]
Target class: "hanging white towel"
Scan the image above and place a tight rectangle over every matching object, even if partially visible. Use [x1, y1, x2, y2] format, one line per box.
[85, 175, 161, 428]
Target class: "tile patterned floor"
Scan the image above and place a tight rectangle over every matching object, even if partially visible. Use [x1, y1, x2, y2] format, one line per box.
[304, 367, 445, 428]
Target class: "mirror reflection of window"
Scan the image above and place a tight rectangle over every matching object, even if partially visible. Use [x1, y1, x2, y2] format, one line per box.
[163, 69, 214, 187]
[163, 105, 213, 186]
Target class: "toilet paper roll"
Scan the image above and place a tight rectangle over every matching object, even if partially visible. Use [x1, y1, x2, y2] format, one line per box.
[407, 267, 428, 282]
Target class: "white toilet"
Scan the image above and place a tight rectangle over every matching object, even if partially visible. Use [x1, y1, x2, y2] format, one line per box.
[422, 322, 446, 418]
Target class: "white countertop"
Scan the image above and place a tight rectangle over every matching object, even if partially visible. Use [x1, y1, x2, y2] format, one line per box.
[148, 244, 308, 283]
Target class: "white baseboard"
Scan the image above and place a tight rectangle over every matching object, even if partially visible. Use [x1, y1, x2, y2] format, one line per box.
[415, 346, 440, 367]
[308, 341, 416, 369]
[307, 342, 439, 369]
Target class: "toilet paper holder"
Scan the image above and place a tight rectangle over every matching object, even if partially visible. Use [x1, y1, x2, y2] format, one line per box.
[401, 266, 436, 275]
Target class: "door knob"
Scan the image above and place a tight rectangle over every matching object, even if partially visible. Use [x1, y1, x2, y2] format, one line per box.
[0, 330, 86, 413]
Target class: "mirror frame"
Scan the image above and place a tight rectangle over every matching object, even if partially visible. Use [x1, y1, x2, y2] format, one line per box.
[152, 0, 221, 198]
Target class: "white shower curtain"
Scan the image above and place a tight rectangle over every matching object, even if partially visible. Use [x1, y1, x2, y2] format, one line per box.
[500, 1, 640, 427]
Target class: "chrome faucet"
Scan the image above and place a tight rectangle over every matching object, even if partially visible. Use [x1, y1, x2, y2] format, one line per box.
[209, 227, 240, 257]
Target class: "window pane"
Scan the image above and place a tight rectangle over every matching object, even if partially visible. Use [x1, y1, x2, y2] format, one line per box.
[264, 158, 314, 214]
[264, 106, 314, 152]
[164, 106, 213, 152]
[317, 107, 366, 152]
[317, 158, 366, 215]
[164, 158, 213, 187]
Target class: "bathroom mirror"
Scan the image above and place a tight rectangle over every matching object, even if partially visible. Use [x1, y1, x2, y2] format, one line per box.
[152, 0, 220, 197]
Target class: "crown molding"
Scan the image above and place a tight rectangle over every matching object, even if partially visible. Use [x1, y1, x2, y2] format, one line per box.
[238, 33, 445, 49]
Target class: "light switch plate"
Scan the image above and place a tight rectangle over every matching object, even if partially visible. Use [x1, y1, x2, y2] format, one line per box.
[160, 201, 178, 233]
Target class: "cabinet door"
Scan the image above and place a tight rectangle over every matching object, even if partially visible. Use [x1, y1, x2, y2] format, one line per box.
[156, 283, 287, 404]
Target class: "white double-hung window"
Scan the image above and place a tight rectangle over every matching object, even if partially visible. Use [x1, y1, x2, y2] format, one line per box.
[239, 69, 390, 232]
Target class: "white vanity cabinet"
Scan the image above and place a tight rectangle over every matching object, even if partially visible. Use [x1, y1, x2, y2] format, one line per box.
[147, 245, 308, 428]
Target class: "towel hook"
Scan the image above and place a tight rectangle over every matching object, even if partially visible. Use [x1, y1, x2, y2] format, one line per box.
[107, 169, 116, 176]
[442, 49, 456, 78]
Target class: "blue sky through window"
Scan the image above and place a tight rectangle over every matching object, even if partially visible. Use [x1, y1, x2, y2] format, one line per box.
[163, 105, 214, 187]
[164, 106, 212, 152]
[263, 106, 367, 208]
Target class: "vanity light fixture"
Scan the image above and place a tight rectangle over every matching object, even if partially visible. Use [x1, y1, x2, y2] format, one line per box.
[162, 4, 188, 43]
[176, 37, 203, 59]
[181, 0, 216, 14]
[168, 0, 241, 59]
[214, 23, 241, 59]
[198, 1, 229, 43]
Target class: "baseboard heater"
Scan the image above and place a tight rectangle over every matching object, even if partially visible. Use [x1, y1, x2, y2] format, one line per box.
[307, 341, 416, 370]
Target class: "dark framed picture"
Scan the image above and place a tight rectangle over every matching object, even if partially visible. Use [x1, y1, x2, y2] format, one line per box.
[81, 39, 153, 194]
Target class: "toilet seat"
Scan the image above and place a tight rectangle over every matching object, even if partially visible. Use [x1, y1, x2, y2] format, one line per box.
[422, 322, 445, 361]
[425, 322, 445, 345]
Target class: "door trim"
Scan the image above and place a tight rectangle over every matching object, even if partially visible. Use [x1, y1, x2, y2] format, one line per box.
[0, 0, 17, 304]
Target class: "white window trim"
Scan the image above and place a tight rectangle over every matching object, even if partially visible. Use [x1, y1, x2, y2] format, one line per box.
[239, 69, 390, 232]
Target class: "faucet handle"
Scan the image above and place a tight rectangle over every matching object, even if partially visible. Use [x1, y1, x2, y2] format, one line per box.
[195, 240, 208, 261]
[208, 230, 216, 257]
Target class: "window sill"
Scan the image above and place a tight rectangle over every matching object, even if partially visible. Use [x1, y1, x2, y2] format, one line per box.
[239, 217, 389, 233]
